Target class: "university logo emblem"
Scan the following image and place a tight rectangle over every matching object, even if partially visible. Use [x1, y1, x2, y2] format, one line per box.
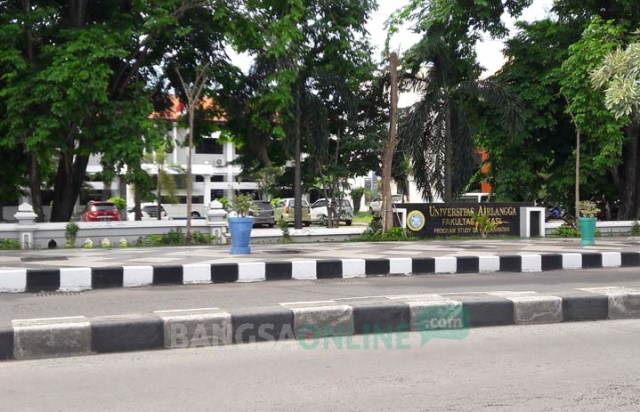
[407, 210, 426, 232]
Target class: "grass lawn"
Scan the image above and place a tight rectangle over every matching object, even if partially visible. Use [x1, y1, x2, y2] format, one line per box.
[353, 211, 373, 225]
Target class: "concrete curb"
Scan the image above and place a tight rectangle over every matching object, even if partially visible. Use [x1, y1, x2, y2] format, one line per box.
[2, 251, 640, 293]
[2, 288, 640, 361]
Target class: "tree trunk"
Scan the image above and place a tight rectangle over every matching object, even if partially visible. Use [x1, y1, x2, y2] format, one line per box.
[51, 152, 89, 222]
[294, 83, 303, 229]
[619, 123, 638, 219]
[27, 152, 44, 222]
[101, 178, 112, 200]
[634, 123, 640, 218]
[575, 128, 580, 220]
[382, 52, 399, 232]
[134, 181, 142, 220]
[443, 103, 452, 203]
[186, 111, 194, 243]
[157, 172, 163, 221]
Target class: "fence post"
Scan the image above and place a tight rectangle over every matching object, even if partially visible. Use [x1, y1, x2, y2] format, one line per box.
[206, 200, 228, 245]
[14, 203, 38, 249]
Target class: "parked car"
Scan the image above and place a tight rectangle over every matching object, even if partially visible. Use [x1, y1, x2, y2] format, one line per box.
[369, 194, 404, 214]
[311, 198, 353, 226]
[249, 200, 275, 227]
[141, 204, 170, 219]
[127, 209, 150, 221]
[80, 201, 120, 222]
[273, 198, 311, 226]
[127, 204, 170, 221]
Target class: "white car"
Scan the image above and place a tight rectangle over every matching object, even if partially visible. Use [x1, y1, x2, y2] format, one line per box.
[127, 204, 170, 221]
[369, 194, 404, 214]
[311, 198, 353, 226]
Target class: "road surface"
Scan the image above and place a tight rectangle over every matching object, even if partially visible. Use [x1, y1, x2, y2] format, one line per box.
[2, 267, 640, 321]
[2, 320, 640, 411]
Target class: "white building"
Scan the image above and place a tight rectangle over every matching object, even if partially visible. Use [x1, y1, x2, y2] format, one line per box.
[85, 97, 258, 218]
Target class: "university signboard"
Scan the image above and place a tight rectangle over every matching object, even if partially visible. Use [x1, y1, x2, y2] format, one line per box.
[398, 203, 531, 238]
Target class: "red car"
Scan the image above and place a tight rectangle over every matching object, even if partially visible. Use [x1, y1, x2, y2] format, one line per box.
[80, 201, 121, 222]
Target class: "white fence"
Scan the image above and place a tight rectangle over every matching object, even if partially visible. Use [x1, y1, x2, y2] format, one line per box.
[2, 202, 227, 249]
[545, 220, 640, 236]
[1, 202, 639, 250]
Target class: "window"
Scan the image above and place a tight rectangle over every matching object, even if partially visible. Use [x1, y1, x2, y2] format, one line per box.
[195, 175, 205, 182]
[195, 138, 223, 154]
[211, 175, 225, 182]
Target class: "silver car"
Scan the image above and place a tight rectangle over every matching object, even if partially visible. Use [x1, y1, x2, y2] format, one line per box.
[311, 198, 353, 226]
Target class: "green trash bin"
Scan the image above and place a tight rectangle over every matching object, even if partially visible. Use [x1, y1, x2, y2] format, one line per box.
[578, 217, 597, 246]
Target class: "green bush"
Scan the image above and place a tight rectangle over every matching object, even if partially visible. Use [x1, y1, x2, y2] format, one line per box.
[160, 228, 185, 245]
[551, 224, 580, 238]
[65, 222, 79, 247]
[0, 239, 20, 250]
[192, 231, 217, 245]
[278, 218, 292, 243]
[350, 187, 365, 213]
[108, 197, 127, 211]
[132, 230, 216, 246]
[632, 221, 640, 236]
[356, 216, 416, 241]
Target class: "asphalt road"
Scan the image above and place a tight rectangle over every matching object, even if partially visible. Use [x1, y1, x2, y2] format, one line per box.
[2, 320, 640, 411]
[2, 267, 640, 321]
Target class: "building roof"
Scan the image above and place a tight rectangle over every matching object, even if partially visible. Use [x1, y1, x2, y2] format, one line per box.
[150, 96, 226, 122]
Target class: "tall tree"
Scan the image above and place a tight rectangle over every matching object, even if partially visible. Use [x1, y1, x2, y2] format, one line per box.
[478, 19, 580, 204]
[592, 38, 640, 217]
[392, 0, 528, 202]
[0, 1, 236, 222]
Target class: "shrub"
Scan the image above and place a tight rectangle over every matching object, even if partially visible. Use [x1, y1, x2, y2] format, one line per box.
[108, 197, 127, 211]
[192, 231, 216, 245]
[65, 222, 79, 247]
[278, 218, 292, 243]
[552, 224, 580, 238]
[0, 239, 20, 250]
[356, 216, 416, 241]
[350, 187, 365, 213]
[632, 221, 640, 236]
[470, 210, 498, 239]
[217, 197, 230, 211]
[160, 228, 185, 245]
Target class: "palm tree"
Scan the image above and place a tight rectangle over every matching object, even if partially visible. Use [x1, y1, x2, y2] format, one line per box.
[397, 36, 521, 202]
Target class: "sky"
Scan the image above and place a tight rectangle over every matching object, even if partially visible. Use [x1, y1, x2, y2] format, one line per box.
[370, 0, 555, 77]
[229, 0, 555, 99]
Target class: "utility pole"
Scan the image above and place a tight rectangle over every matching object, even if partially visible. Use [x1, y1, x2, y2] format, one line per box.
[382, 51, 399, 232]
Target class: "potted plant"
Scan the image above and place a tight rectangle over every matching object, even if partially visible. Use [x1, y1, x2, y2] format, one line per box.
[577, 200, 600, 246]
[228, 193, 254, 254]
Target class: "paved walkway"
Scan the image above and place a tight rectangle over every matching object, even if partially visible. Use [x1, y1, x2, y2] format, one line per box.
[1, 236, 639, 270]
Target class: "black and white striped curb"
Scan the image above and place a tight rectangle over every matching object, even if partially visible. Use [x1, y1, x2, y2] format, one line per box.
[2, 251, 640, 293]
[1, 287, 639, 361]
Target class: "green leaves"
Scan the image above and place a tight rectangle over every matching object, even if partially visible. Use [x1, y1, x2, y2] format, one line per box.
[592, 42, 640, 119]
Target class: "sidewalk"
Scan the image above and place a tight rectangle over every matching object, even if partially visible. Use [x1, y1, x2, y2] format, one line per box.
[2, 236, 639, 269]
[1, 236, 639, 293]
[0, 238, 640, 293]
